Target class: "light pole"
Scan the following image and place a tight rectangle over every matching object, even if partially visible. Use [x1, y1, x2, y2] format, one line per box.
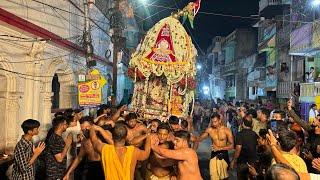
[110, 0, 126, 105]
[312, 0, 320, 20]
[83, 0, 95, 69]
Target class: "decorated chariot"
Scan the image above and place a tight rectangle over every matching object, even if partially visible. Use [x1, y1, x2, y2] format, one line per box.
[128, 1, 200, 120]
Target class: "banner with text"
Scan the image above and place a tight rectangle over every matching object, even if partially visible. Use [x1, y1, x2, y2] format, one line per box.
[78, 69, 107, 106]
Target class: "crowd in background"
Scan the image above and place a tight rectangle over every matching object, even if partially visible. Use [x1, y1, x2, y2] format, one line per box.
[7, 97, 320, 180]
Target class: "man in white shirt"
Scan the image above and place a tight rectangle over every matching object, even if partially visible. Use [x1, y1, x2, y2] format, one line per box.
[309, 104, 319, 123]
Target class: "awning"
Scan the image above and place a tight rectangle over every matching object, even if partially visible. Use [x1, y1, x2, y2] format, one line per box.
[258, 35, 275, 53]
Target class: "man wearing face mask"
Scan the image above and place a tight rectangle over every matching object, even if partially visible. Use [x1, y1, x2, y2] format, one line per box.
[63, 116, 113, 180]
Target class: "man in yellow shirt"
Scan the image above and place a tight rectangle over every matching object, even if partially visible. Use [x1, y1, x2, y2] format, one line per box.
[90, 122, 151, 180]
[271, 129, 308, 173]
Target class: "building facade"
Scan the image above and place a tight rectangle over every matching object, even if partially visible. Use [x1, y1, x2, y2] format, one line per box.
[0, 0, 139, 149]
[289, 0, 320, 120]
[207, 29, 257, 102]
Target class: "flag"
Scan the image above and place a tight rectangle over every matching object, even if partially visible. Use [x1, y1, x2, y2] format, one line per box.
[193, 0, 201, 16]
[182, 0, 202, 29]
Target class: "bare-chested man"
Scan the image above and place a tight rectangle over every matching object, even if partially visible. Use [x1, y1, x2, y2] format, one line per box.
[197, 113, 234, 180]
[63, 116, 113, 180]
[148, 119, 161, 133]
[181, 119, 199, 150]
[90, 121, 151, 180]
[151, 130, 203, 180]
[146, 123, 175, 180]
[193, 102, 203, 131]
[125, 113, 148, 146]
[167, 116, 182, 142]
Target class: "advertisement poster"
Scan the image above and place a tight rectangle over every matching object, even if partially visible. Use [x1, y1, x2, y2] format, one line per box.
[78, 69, 107, 106]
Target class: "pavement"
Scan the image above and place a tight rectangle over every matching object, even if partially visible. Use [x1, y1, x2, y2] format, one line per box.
[195, 133, 237, 180]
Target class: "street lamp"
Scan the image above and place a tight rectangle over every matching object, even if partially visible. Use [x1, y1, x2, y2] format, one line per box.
[139, 0, 147, 5]
[313, 0, 320, 7]
[203, 86, 210, 95]
[197, 64, 202, 70]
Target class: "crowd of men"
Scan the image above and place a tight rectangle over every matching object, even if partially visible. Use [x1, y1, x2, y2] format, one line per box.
[8, 99, 320, 180]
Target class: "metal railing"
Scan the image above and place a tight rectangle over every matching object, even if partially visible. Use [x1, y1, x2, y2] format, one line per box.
[277, 81, 300, 98]
[300, 82, 320, 97]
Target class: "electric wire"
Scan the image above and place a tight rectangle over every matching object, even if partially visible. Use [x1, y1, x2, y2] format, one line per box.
[144, 3, 316, 24]
[28, 0, 110, 25]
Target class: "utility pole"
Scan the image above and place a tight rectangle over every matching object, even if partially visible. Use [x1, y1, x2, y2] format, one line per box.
[83, 0, 95, 69]
[110, 0, 125, 105]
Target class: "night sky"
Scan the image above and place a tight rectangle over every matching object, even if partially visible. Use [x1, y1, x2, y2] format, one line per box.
[135, 0, 259, 53]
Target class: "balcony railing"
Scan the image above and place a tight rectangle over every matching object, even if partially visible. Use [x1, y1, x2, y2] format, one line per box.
[300, 82, 320, 98]
[223, 61, 236, 74]
[277, 81, 300, 98]
[259, 0, 291, 13]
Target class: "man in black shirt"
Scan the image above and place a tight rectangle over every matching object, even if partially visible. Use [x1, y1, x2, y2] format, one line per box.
[231, 115, 258, 180]
[45, 116, 72, 180]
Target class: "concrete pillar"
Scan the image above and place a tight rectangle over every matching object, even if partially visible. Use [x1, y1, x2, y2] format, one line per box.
[42, 92, 53, 125]
[24, 62, 34, 120]
[5, 93, 19, 148]
[32, 63, 42, 120]
[38, 91, 53, 141]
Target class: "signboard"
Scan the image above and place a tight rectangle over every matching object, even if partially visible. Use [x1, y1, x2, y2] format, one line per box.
[78, 69, 107, 106]
[290, 23, 312, 53]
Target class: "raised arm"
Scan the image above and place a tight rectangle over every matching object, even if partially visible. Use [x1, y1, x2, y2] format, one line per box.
[287, 100, 312, 132]
[129, 133, 149, 146]
[63, 146, 86, 180]
[196, 128, 210, 143]
[135, 135, 151, 161]
[152, 146, 192, 161]
[266, 129, 290, 164]
[110, 105, 127, 122]
[90, 126, 105, 154]
[95, 126, 114, 145]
